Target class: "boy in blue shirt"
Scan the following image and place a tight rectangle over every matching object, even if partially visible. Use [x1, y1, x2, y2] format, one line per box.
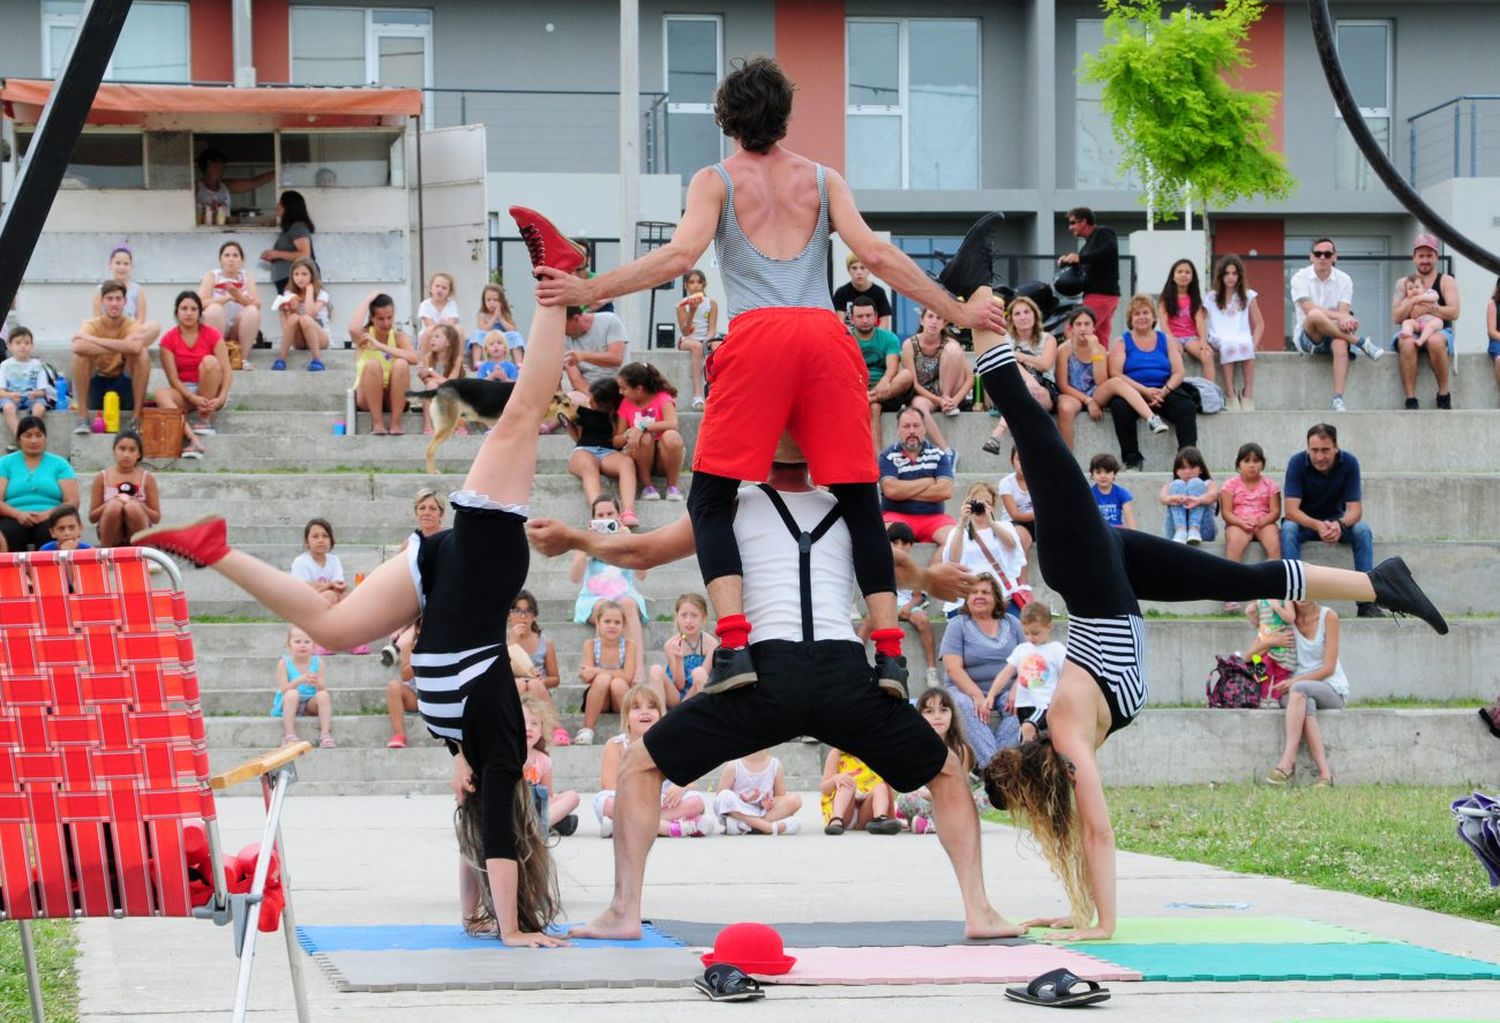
[1089, 453, 1135, 529]
[38, 504, 92, 551]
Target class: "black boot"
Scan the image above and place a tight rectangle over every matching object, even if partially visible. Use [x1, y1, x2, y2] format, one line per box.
[937, 212, 1006, 299]
[703, 646, 758, 694]
[1368, 557, 1448, 635]
[874, 651, 909, 699]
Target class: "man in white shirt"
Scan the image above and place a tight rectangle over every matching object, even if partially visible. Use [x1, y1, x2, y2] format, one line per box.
[527, 436, 1024, 943]
[562, 307, 628, 388]
[1288, 238, 1385, 412]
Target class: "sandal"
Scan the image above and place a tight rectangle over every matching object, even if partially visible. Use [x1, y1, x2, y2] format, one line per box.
[319, 735, 337, 749]
[370, 426, 388, 436]
[281, 735, 298, 747]
[694, 964, 765, 1002]
[1004, 968, 1110, 1008]
[824, 816, 845, 836]
[387, 734, 407, 749]
[866, 815, 902, 835]
[1265, 766, 1292, 785]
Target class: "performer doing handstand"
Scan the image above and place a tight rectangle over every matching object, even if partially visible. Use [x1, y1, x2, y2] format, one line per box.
[135, 208, 585, 948]
[938, 218, 1447, 941]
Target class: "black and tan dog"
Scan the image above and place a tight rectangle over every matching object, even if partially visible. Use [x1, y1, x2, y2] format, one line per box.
[406, 378, 576, 473]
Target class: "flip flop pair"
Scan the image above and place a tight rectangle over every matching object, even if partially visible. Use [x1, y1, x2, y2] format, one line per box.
[1004, 968, 1110, 1008]
[693, 963, 764, 1002]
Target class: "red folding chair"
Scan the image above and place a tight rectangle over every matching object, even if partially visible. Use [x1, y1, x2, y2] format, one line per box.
[0, 547, 311, 1022]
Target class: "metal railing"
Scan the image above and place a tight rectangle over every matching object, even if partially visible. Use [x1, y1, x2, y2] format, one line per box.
[1407, 95, 1500, 189]
[423, 87, 669, 175]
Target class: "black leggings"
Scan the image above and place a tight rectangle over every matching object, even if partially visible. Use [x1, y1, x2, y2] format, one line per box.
[687, 472, 895, 599]
[1109, 389, 1198, 464]
[0, 517, 53, 553]
[974, 345, 1303, 615]
[412, 504, 528, 861]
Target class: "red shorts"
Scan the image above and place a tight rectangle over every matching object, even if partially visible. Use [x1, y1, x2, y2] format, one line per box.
[881, 510, 957, 544]
[1083, 294, 1120, 341]
[694, 307, 875, 484]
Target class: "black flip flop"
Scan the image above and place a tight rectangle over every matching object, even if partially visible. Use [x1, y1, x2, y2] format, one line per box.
[1004, 968, 1110, 1008]
[694, 964, 765, 1002]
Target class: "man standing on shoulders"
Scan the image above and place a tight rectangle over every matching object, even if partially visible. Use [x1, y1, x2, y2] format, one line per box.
[1390, 232, 1459, 410]
[852, 295, 911, 451]
[1279, 423, 1383, 618]
[1289, 238, 1386, 412]
[1058, 208, 1120, 340]
[880, 408, 957, 548]
[833, 252, 894, 330]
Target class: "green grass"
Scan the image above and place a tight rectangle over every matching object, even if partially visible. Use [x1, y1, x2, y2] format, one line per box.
[1, 920, 78, 1023]
[990, 785, 1500, 925]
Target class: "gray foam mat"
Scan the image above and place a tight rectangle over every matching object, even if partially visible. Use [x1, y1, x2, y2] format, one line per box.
[647, 919, 1034, 948]
[309, 947, 701, 992]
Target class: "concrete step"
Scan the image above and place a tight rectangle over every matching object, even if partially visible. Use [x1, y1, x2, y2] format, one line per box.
[66, 407, 1500, 475]
[1098, 708, 1496, 786]
[187, 618, 1497, 705]
[172, 538, 1499, 617]
[134, 470, 1500, 545]
[207, 737, 829, 795]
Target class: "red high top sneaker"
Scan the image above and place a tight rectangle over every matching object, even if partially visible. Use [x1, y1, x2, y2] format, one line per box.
[508, 206, 586, 276]
[132, 516, 231, 568]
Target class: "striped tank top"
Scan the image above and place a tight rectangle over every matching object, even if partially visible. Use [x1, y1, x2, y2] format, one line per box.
[711, 162, 834, 320]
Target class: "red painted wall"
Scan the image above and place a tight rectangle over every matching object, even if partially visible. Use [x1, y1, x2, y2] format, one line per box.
[1236, 2, 1285, 153]
[189, 0, 233, 82]
[253, 0, 291, 84]
[1213, 219, 1287, 349]
[774, 0, 844, 173]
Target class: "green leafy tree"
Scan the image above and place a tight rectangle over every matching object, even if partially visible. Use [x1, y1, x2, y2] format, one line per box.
[1082, 0, 1295, 222]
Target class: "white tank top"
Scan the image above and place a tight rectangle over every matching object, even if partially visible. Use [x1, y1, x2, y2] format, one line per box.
[733, 485, 857, 644]
[1292, 606, 1349, 697]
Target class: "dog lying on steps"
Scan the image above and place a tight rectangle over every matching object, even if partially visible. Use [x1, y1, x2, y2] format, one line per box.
[406, 378, 575, 474]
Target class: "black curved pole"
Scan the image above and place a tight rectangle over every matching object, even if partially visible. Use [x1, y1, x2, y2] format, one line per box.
[1310, 0, 1500, 275]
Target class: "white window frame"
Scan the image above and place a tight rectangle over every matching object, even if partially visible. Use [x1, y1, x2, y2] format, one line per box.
[290, 6, 434, 118]
[662, 14, 725, 173]
[41, 1, 191, 82]
[1334, 19, 1392, 145]
[844, 17, 980, 190]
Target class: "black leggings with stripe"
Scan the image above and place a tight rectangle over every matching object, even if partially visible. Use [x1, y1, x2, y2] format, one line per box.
[973, 345, 1306, 619]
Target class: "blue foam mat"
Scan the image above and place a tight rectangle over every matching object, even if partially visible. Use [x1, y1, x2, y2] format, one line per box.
[1067, 941, 1500, 982]
[297, 923, 683, 953]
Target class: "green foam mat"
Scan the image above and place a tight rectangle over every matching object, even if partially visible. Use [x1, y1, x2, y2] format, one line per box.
[1035, 916, 1377, 945]
[1065, 941, 1500, 982]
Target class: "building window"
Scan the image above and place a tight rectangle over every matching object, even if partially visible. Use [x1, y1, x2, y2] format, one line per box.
[845, 18, 979, 190]
[1333, 20, 1391, 191]
[291, 7, 433, 97]
[664, 15, 723, 176]
[1074, 19, 1140, 191]
[42, 0, 190, 83]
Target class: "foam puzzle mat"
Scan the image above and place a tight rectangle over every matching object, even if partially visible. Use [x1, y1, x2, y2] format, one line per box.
[648, 918, 1032, 948]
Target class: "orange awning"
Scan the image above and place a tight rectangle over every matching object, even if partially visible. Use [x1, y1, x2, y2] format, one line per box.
[1, 79, 421, 128]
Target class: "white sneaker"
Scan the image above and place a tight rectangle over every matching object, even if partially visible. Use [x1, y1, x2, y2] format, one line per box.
[1356, 336, 1385, 361]
[1240, 396, 1256, 412]
[691, 395, 706, 410]
[1147, 415, 1169, 434]
[1186, 526, 1203, 546]
[943, 406, 961, 417]
[925, 666, 940, 688]
[723, 817, 751, 836]
[1224, 394, 1241, 413]
[573, 727, 595, 745]
[599, 817, 613, 839]
[1172, 527, 1188, 543]
[1331, 396, 1347, 413]
[774, 819, 802, 836]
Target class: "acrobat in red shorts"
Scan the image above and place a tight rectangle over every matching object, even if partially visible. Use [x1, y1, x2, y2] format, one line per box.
[880, 510, 957, 544]
[693, 307, 875, 485]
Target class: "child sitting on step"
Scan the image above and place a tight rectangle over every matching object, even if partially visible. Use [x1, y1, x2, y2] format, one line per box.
[821, 748, 900, 835]
[593, 684, 711, 838]
[712, 749, 802, 835]
[647, 592, 717, 708]
[271, 625, 333, 748]
[521, 695, 580, 837]
[572, 599, 638, 746]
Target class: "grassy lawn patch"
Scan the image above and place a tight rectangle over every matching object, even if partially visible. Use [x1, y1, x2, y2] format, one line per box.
[990, 785, 1500, 925]
[1, 920, 78, 1023]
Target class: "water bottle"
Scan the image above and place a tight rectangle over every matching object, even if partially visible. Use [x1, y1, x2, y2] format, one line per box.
[103, 391, 121, 433]
[53, 375, 67, 414]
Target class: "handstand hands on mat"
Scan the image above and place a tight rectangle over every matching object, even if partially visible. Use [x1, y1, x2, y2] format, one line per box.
[532, 57, 1005, 702]
[527, 437, 1024, 941]
[941, 217, 1447, 942]
[135, 207, 586, 949]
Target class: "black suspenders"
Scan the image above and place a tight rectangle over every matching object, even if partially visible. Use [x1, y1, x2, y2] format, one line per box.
[756, 484, 843, 644]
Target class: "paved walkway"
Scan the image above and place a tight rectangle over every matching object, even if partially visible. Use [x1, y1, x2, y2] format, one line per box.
[77, 794, 1500, 1021]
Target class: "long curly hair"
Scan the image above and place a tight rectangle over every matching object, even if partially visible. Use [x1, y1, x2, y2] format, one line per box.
[453, 776, 562, 936]
[983, 740, 1095, 928]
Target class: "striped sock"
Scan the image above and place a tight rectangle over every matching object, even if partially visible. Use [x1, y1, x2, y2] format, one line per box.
[1282, 560, 1307, 600]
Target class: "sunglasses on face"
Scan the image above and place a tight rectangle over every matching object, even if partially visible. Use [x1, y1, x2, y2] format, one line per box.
[1312, 250, 1335, 258]
[510, 606, 536, 616]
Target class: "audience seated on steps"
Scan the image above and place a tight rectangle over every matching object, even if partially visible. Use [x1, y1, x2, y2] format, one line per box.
[880, 408, 957, 546]
[616, 362, 686, 503]
[1203, 255, 1264, 412]
[648, 592, 717, 710]
[199, 240, 263, 358]
[508, 588, 569, 745]
[939, 575, 1023, 772]
[1107, 294, 1195, 471]
[415, 324, 466, 435]
[1258, 598, 1349, 788]
[1047, 305, 1158, 453]
[0, 327, 54, 444]
[713, 749, 802, 835]
[271, 258, 331, 371]
[566, 378, 640, 528]
[347, 290, 418, 436]
[1157, 446, 1219, 545]
[1280, 423, 1382, 619]
[993, 447, 1034, 585]
[1219, 442, 1282, 610]
[820, 748, 899, 836]
[675, 268, 718, 410]
[940, 481, 1028, 621]
[1289, 237, 1385, 412]
[154, 290, 231, 454]
[572, 598, 639, 748]
[593, 685, 711, 838]
[272, 625, 335, 750]
[521, 696, 581, 837]
[1389, 234, 1458, 410]
[857, 523, 939, 687]
[0, 416, 78, 553]
[901, 306, 974, 454]
[1089, 452, 1136, 530]
[1157, 258, 1217, 385]
[467, 282, 525, 370]
[87, 431, 159, 548]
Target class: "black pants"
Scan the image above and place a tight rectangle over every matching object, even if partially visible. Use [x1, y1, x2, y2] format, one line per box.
[0, 517, 52, 553]
[1108, 388, 1198, 465]
[974, 346, 1300, 618]
[687, 473, 895, 599]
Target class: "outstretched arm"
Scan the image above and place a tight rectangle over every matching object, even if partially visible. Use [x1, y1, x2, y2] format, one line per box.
[527, 513, 696, 570]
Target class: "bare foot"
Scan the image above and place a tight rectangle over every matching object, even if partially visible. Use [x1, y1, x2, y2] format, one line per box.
[568, 905, 643, 941]
[389, 425, 405, 436]
[965, 908, 1028, 940]
[371, 425, 388, 436]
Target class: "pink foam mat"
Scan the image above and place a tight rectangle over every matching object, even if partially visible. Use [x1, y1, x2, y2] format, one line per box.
[744, 944, 1141, 986]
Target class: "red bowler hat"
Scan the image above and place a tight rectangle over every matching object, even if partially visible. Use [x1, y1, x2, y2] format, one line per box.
[700, 922, 797, 976]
